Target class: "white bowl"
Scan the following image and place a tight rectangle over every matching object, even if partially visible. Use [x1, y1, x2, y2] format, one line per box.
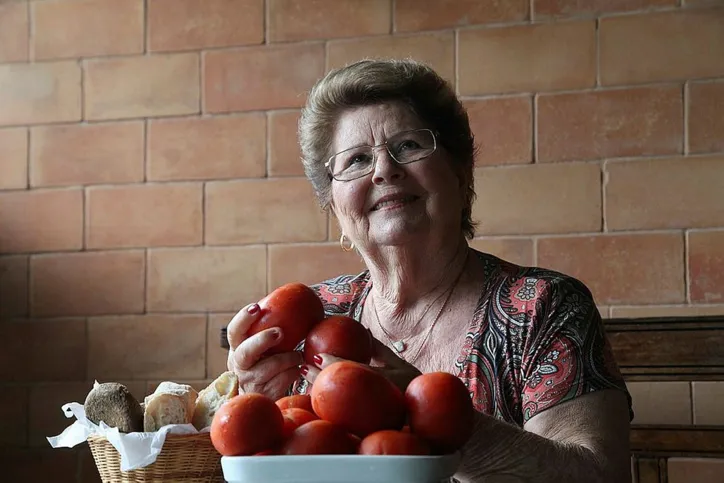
[221, 453, 461, 483]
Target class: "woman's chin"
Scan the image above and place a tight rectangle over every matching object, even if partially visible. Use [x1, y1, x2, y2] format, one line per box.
[370, 219, 428, 247]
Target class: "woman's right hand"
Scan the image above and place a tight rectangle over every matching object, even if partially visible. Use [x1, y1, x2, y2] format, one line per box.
[226, 303, 304, 401]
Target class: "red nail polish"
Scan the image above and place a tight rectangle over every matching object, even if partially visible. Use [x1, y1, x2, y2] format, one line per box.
[313, 354, 323, 366]
[271, 328, 281, 340]
[248, 304, 259, 315]
[300, 365, 309, 376]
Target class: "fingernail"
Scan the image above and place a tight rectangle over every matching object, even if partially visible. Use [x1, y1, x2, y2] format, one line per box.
[271, 328, 282, 340]
[313, 354, 323, 366]
[300, 365, 309, 376]
[247, 304, 259, 315]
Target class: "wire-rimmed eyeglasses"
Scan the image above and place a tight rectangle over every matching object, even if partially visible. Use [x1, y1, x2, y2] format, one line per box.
[325, 128, 437, 182]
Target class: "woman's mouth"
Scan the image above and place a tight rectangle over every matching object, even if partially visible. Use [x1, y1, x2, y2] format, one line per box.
[370, 195, 419, 211]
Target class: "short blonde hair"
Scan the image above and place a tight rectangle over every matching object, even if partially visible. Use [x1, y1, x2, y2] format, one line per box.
[299, 59, 478, 239]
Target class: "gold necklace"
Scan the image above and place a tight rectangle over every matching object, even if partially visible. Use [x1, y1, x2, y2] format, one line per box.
[369, 252, 468, 363]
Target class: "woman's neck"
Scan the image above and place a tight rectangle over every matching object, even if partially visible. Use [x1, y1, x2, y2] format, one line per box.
[363, 235, 470, 316]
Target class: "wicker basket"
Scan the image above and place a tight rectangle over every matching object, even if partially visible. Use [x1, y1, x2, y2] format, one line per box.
[87, 433, 224, 483]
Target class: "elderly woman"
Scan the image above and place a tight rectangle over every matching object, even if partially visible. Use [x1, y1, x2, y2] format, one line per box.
[226, 59, 633, 483]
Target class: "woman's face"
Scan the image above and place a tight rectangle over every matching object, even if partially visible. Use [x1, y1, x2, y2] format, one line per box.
[329, 102, 465, 251]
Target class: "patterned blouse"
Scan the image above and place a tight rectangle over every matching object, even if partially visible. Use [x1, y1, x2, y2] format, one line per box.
[292, 249, 633, 427]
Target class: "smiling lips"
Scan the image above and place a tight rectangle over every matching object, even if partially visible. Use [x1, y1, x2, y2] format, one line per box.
[370, 194, 419, 211]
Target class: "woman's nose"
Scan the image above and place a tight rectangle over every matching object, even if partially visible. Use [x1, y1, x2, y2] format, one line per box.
[371, 147, 405, 184]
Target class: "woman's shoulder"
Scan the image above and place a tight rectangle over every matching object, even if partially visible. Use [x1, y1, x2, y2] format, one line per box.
[473, 249, 596, 306]
[310, 270, 371, 316]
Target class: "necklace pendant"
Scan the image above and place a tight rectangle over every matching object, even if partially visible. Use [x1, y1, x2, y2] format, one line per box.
[392, 340, 407, 353]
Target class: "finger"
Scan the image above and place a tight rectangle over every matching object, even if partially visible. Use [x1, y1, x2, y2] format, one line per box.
[250, 350, 304, 384]
[370, 336, 405, 368]
[265, 365, 306, 401]
[226, 303, 262, 350]
[233, 327, 283, 371]
[301, 364, 321, 385]
[313, 353, 345, 370]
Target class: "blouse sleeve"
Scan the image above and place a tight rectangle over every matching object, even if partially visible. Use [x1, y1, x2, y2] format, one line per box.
[519, 275, 633, 424]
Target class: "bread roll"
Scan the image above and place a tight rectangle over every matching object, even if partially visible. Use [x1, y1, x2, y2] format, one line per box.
[143, 382, 198, 432]
[192, 371, 239, 430]
[84, 382, 144, 433]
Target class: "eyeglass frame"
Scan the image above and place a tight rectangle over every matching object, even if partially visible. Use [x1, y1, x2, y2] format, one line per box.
[324, 128, 439, 182]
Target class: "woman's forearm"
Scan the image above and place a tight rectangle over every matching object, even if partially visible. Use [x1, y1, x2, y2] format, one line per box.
[455, 413, 619, 483]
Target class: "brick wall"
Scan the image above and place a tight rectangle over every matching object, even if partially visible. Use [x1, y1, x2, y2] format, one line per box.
[0, 0, 722, 481]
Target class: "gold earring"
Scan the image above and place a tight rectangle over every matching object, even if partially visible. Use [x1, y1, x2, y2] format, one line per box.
[339, 233, 355, 252]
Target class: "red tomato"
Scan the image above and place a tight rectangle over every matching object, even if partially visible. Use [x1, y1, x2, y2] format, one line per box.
[275, 394, 315, 414]
[405, 372, 475, 454]
[210, 394, 285, 456]
[311, 361, 406, 438]
[303, 315, 372, 365]
[247, 283, 325, 355]
[280, 420, 358, 455]
[281, 408, 319, 438]
[359, 430, 431, 456]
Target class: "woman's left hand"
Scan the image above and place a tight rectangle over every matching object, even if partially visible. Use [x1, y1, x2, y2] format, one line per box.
[301, 334, 422, 393]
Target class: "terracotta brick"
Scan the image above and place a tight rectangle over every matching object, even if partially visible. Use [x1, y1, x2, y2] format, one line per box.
[147, 114, 266, 181]
[268, 243, 367, 290]
[204, 44, 324, 113]
[0, 255, 28, 318]
[692, 382, 724, 426]
[88, 315, 206, 380]
[600, 9, 724, 85]
[206, 178, 327, 244]
[689, 230, 724, 304]
[537, 233, 685, 305]
[0, 2, 28, 62]
[534, 0, 675, 19]
[147, 246, 267, 312]
[683, 0, 723, 5]
[626, 381, 691, 425]
[458, 21, 595, 95]
[668, 458, 724, 483]
[84, 53, 200, 121]
[31, 122, 144, 187]
[465, 96, 532, 166]
[328, 213, 342, 242]
[29, 382, 93, 446]
[148, 0, 264, 52]
[0, 448, 77, 483]
[0, 127, 27, 189]
[32, 0, 143, 60]
[208, 314, 233, 378]
[269, 110, 304, 176]
[0, 189, 83, 253]
[30, 251, 145, 317]
[0, 318, 86, 382]
[605, 156, 724, 230]
[327, 32, 455, 83]
[472, 163, 602, 235]
[0, 62, 81, 126]
[395, 0, 529, 32]
[469, 238, 534, 267]
[0, 385, 27, 445]
[269, 0, 390, 42]
[610, 304, 724, 318]
[537, 86, 682, 162]
[688, 81, 724, 154]
[87, 183, 203, 249]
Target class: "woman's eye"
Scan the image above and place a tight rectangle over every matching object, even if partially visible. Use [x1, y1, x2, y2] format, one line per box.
[344, 153, 371, 168]
[397, 140, 421, 151]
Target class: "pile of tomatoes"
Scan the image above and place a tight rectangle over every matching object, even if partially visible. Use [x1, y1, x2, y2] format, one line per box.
[210, 283, 475, 458]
